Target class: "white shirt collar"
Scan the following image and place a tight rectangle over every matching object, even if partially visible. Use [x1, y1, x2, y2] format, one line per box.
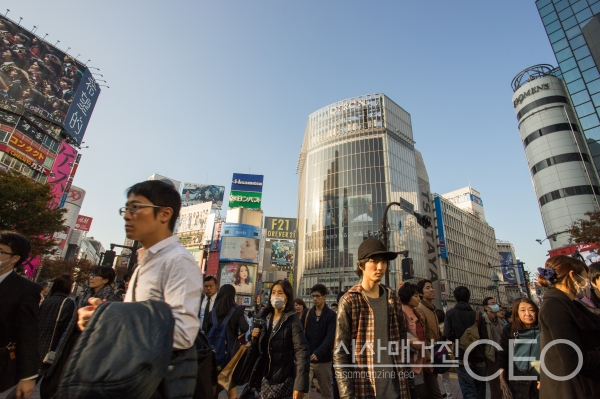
[145, 235, 179, 256]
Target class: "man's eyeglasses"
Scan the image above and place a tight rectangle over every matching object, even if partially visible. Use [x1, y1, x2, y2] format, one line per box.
[119, 204, 163, 216]
[0, 250, 13, 256]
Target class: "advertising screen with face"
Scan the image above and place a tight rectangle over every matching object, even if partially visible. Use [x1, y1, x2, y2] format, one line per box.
[220, 263, 256, 295]
[220, 236, 260, 263]
[270, 241, 295, 267]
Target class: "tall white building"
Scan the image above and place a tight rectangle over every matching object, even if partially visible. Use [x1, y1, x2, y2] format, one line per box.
[441, 186, 486, 222]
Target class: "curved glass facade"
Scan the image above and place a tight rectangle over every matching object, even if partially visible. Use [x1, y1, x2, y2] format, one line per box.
[296, 94, 429, 302]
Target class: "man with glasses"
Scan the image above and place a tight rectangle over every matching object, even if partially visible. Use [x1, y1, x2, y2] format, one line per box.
[334, 238, 410, 399]
[78, 180, 202, 397]
[302, 283, 336, 399]
[0, 231, 40, 399]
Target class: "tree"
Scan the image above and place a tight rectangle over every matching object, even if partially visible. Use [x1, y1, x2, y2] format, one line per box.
[37, 257, 95, 286]
[0, 170, 67, 257]
[569, 209, 600, 247]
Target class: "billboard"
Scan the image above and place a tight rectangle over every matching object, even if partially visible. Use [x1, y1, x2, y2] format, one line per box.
[48, 142, 77, 207]
[65, 186, 86, 208]
[433, 197, 448, 258]
[264, 217, 297, 239]
[0, 16, 100, 144]
[270, 240, 295, 267]
[498, 252, 517, 284]
[74, 215, 93, 232]
[176, 202, 212, 234]
[229, 173, 264, 210]
[219, 262, 257, 295]
[182, 183, 225, 206]
[219, 223, 262, 263]
[148, 173, 182, 193]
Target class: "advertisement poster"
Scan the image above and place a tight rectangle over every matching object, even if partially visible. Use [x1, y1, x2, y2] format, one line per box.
[220, 263, 257, 295]
[270, 241, 295, 267]
[229, 173, 264, 209]
[176, 202, 212, 234]
[47, 142, 77, 207]
[182, 183, 225, 206]
[433, 197, 448, 258]
[264, 217, 297, 239]
[0, 15, 100, 143]
[219, 223, 262, 263]
[75, 215, 93, 232]
[498, 252, 517, 284]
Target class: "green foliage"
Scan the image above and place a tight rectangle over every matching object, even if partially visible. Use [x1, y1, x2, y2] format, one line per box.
[0, 170, 66, 257]
[38, 257, 95, 286]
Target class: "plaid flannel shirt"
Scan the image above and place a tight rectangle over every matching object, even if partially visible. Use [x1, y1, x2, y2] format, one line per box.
[334, 283, 410, 399]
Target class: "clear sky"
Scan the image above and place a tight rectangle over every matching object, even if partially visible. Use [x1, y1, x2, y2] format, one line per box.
[10, 1, 560, 277]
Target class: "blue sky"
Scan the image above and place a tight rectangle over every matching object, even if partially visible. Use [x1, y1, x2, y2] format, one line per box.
[10, 1, 558, 275]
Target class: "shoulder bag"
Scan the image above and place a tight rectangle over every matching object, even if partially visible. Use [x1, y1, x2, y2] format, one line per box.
[43, 297, 69, 364]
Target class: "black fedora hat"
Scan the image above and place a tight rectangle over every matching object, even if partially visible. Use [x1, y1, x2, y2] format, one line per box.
[358, 238, 398, 261]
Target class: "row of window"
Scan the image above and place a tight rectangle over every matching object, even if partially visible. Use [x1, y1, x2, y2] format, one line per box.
[517, 96, 570, 120]
[523, 122, 579, 148]
[0, 153, 47, 183]
[538, 184, 600, 206]
[530, 152, 591, 177]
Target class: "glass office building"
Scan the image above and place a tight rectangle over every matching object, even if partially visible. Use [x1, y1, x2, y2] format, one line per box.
[537, 0, 600, 174]
[295, 94, 433, 303]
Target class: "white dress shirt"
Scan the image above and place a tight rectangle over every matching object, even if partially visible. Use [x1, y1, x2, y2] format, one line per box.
[199, 292, 217, 328]
[125, 236, 202, 350]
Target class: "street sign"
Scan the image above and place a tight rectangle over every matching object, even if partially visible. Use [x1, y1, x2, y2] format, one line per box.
[399, 198, 414, 214]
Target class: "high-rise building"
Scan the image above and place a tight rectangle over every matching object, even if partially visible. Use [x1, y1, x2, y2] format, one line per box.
[433, 194, 506, 308]
[536, 0, 600, 174]
[511, 65, 600, 249]
[441, 186, 486, 222]
[496, 240, 526, 302]
[296, 94, 438, 304]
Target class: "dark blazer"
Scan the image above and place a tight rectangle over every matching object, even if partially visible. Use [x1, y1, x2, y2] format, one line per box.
[539, 288, 600, 399]
[202, 305, 248, 354]
[301, 305, 336, 363]
[0, 271, 41, 392]
[38, 293, 75, 364]
[444, 301, 488, 362]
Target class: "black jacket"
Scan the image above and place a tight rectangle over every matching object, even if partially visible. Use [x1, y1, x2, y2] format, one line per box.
[202, 305, 249, 354]
[38, 294, 75, 364]
[302, 305, 336, 363]
[539, 288, 600, 399]
[0, 271, 41, 392]
[444, 301, 488, 363]
[251, 309, 309, 393]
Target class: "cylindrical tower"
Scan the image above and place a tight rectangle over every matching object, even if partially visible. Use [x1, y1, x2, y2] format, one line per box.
[512, 65, 600, 250]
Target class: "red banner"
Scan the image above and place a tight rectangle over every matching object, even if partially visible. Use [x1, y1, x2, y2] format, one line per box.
[75, 215, 93, 232]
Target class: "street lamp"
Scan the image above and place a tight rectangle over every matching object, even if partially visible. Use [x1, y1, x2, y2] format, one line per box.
[536, 230, 570, 245]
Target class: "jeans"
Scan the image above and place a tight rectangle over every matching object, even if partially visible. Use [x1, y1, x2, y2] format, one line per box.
[456, 363, 486, 399]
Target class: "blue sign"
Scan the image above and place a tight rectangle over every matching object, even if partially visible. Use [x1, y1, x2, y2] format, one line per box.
[434, 197, 447, 258]
[470, 194, 483, 206]
[231, 173, 264, 193]
[59, 193, 68, 208]
[498, 252, 517, 284]
[219, 223, 262, 263]
[64, 69, 101, 145]
[516, 260, 527, 293]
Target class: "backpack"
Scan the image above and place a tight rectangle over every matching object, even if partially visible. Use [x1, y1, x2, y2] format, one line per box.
[207, 306, 237, 371]
[58, 301, 174, 399]
[458, 311, 480, 351]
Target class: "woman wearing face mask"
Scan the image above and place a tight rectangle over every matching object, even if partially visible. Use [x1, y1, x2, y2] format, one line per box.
[576, 262, 600, 315]
[498, 298, 540, 399]
[538, 255, 600, 399]
[249, 279, 309, 399]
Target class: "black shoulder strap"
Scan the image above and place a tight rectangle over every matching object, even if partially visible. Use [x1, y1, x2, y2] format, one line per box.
[302, 308, 309, 331]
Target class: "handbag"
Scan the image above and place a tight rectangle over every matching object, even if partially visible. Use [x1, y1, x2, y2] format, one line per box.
[218, 342, 249, 390]
[259, 376, 294, 399]
[43, 297, 69, 365]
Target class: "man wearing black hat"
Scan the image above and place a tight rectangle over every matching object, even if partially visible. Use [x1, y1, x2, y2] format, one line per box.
[333, 238, 410, 399]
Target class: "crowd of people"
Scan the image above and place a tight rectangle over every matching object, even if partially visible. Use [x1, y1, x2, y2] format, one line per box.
[2, 180, 600, 399]
[0, 17, 83, 120]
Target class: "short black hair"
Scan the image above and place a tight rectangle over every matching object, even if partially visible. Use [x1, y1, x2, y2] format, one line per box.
[453, 286, 471, 303]
[49, 274, 74, 296]
[435, 308, 445, 324]
[331, 302, 338, 308]
[0, 231, 31, 268]
[505, 310, 512, 320]
[589, 262, 600, 285]
[126, 180, 181, 231]
[264, 279, 295, 314]
[416, 279, 433, 294]
[311, 283, 327, 296]
[204, 275, 217, 285]
[92, 266, 115, 286]
[482, 297, 495, 306]
[398, 282, 419, 305]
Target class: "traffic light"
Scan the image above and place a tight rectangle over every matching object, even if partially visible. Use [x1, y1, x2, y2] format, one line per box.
[402, 258, 414, 280]
[102, 250, 116, 266]
[413, 213, 432, 229]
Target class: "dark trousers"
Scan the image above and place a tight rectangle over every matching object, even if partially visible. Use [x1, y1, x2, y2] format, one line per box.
[410, 370, 444, 399]
[456, 363, 486, 399]
[486, 358, 503, 399]
[193, 352, 216, 399]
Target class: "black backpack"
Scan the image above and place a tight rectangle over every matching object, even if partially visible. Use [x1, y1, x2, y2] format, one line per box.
[207, 307, 237, 371]
[57, 301, 174, 399]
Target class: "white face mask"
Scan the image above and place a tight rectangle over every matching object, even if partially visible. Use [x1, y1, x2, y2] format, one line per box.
[270, 296, 285, 309]
[573, 274, 590, 299]
[0, 257, 14, 272]
[489, 304, 500, 313]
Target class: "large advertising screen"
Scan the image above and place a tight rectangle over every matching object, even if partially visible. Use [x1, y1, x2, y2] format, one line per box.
[176, 202, 212, 234]
[231, 173, 264, 192]
[498, 252, 517, 284]
[219, 262, 257, 295]
[229, 173, 264, 210]
[219, 223, 261, 263]
[270, 240, 295, 267]
[0, 16, 100, 144]
[264, 217, 297, 239]
[182, 183, 225, 207]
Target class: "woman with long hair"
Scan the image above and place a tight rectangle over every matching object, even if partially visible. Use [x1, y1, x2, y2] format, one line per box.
[203, 284, 249, 399]
[293, 298, 307, 318]
[249, 279, 309, 399]
[233, 263, 253, 294]
[498, 297, 540, 399]
[38, 274, 75, 369]
[537, 255, 600, 399]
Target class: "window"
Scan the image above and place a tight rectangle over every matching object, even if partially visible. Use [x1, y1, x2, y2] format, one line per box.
[563, 67, 582, 83]
[566, 24, 582, 38]
[567, 78, 586, 92]
[546, 19, 563, 34]
[583, 68, 600, 83]
[578, 56, 596, 72]
[585, 125, 600, 140]
[562, 16, 579, 30]
[576, 101, 596, 117]
[550, 29, 567, 43]
[572, 89, 591, 105]
[554, 0, 571, 12]
[588, 78, 600, 94]
[591, 92, 600, 107]
[553, 37, 570, 52]
[556, 47, 574, 62]
[592, 1, 600, 13]
[575, 8, 593, 23]
[539, 1, 554, 14]
[544, 11, 559, 25]
[574, 45, 591, 60]
[571, 0, 589, 13]
[559, 6, 574, 19]
[560, 57, 578, 72]
[580, 113, 600, 129]
[569, 34, 586, 49]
